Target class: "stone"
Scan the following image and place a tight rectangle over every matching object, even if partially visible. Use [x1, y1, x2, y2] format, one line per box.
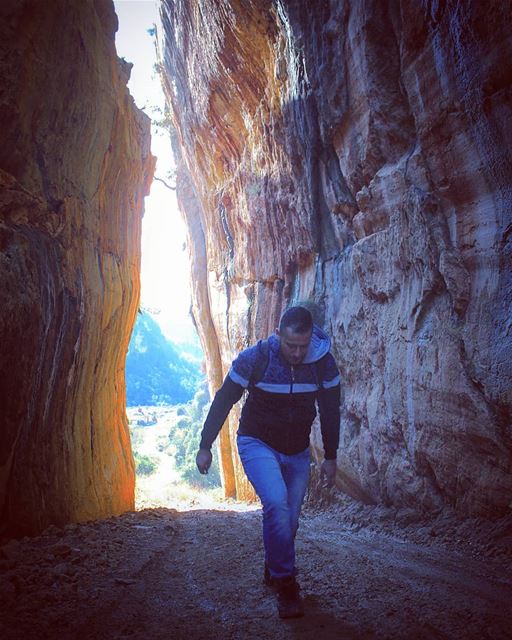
[0, 540, 21, 561]
[52, 563, 69, 577]
[0, 0, 155, 536]
[0, 559, 16, 571]
[0, 577, 17, 603]
[50, 543, 73, 558]
[160, 0, 512, 517]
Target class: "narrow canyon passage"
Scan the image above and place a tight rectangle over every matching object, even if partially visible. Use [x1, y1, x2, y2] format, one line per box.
[1, 499, 511, 640]
[1, 4, 511, 640]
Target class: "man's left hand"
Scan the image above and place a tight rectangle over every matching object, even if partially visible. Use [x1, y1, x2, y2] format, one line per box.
[320, 459, 337, 488]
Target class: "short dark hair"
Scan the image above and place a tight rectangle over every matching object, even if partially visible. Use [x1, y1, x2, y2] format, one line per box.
[279, 306, 313, 334]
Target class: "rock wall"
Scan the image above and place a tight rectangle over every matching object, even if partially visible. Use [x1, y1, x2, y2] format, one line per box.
[0, 0, 154, 536]
[160, 0, 512, 517]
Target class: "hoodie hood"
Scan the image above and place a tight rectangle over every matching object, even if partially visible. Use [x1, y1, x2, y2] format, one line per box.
[268, 323, 331, 364]
[303, 324, 331, 363]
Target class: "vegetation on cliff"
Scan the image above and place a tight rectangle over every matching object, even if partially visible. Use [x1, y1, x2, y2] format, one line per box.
[126, 312, 202, 406]
[127, 387, 221, 495]
[125, 313, 220, 488]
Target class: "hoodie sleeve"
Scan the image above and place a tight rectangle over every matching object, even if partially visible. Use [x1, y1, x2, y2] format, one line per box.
[317, 353, 341, 460]
[198, 344, 260, 450]
[199, 375, 244, 450]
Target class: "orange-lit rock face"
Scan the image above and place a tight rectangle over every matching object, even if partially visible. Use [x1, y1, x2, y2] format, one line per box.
[0, 0, 154, 536]
[161, 0, 512, 517]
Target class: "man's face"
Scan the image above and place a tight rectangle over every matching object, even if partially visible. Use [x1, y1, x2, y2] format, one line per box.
[276, 326, 312, 365]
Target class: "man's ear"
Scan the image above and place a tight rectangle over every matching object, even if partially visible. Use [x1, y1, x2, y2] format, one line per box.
[275, 328, 280, 337]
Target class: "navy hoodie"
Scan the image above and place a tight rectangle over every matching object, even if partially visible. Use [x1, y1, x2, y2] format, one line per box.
[199, 325, 341, 458]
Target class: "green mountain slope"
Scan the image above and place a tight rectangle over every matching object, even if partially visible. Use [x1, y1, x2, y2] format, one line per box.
[126, 312, 202, 406]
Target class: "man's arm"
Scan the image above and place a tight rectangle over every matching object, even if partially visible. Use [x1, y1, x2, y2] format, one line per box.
[317, 383, 341, 459]
[317, 353, 341, 486]
[196, 375, 244, 474]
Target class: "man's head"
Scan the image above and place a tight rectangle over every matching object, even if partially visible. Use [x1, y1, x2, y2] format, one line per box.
[276, 306, 313, 365]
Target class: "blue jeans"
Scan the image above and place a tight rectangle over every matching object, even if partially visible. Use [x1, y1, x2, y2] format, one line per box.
[237, 434, 310, 579]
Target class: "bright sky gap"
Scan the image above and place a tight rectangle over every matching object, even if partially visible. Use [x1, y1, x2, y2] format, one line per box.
[114, 0, 197, 345]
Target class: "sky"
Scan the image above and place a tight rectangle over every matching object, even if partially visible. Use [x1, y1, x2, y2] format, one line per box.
[113, 0, 197, 345]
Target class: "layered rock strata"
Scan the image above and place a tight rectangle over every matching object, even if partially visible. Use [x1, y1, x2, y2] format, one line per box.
[0, 0, 154, 536]
[161, 0, 512, 517]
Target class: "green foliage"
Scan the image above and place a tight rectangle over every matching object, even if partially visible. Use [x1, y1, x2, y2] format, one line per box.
[129, 424, 159, 477]
[130, 428, 144, 449]
[126, 312, 203, 406]
[167, 383, 221, 489]
[188, 384, 209, 422]
[174, 416, 192, 431]
[134, 452, 158, 476]
[146, 101, 175, 138]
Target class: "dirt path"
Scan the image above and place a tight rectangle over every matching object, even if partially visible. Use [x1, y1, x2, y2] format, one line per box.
[1, 498, 511, 640]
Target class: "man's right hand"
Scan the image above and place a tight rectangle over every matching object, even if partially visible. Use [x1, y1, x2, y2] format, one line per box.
[196, 448, 212, 475]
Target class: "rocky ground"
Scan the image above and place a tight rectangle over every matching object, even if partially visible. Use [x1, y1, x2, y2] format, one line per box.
[2, 409, 511, 639]
[1, 488, 511, 640]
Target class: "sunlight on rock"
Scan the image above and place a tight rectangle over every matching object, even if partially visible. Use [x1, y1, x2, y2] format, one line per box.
[161, 0, 512, 518]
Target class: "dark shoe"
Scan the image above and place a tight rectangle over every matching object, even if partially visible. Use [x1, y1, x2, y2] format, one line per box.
[264, 564, 277, 587]
[276, 576, 304, 619]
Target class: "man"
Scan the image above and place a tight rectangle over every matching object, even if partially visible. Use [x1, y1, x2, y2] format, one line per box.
[196, 306, 341, 618]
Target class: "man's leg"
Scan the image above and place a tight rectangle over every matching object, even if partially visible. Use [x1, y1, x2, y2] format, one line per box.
[237, 435, 295, 579]
[281, 447, 311, 542]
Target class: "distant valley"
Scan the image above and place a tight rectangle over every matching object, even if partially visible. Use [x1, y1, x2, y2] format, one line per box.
[126, 312, 203, 406]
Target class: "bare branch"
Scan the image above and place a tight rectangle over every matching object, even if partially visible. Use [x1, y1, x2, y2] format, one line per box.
[154, 176, 176, 191]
